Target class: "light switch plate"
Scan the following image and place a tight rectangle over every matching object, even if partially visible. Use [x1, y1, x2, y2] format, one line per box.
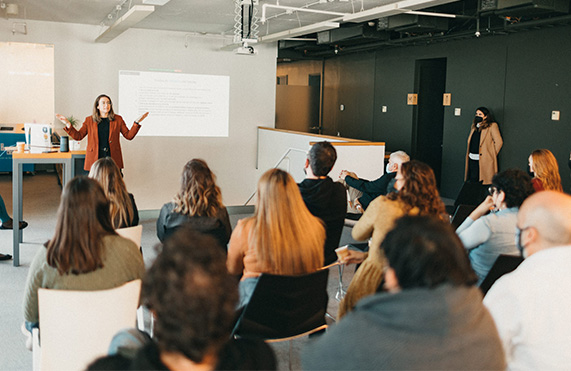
[454, 108, 461, 116]
[382, 106, 387, 113]
[552, 111, 560, 121]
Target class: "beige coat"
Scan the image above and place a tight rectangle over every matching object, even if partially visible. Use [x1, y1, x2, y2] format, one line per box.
[464, 122, 503, 185]
[338, 197, 418, 319]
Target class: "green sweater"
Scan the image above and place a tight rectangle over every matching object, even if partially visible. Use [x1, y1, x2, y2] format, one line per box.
[23, 234, 145, 323]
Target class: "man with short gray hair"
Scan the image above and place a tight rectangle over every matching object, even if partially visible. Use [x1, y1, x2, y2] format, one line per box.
[484, 190, 571, 369]
[340, 150, 409, 212]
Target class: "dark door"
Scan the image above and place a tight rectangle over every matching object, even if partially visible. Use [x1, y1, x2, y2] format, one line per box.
[411, 58, 447, 188]
[308, 74, 322, 134]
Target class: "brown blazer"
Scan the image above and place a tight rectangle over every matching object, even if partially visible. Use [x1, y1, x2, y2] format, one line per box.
[64, 115, 141, 170]
[464, 122, 503, 185]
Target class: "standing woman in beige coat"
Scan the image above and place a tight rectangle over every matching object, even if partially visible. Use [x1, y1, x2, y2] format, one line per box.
[456, 107, 503, 207]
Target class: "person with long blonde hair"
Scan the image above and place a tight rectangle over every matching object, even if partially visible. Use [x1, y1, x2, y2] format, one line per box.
[337, 160, 447, 318]
[156, 159, 232, 248]
[89, 157, 139, 229]
[528, 149, 563, 192]
[227, 168, 325, 307]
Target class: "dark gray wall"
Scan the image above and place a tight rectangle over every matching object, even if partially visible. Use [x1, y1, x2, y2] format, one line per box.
[278, 25, 571, 198]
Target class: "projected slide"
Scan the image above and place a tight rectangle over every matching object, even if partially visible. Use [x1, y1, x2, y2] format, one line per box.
[118, 70, 229, 137]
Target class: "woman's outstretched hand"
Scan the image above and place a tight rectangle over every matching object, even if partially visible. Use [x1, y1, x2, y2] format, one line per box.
[136, 112, 149, 123]
[55, 114, 71, 127]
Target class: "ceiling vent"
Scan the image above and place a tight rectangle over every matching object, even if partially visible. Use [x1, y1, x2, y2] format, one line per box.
[378, 14, 449, 33]
[481, 0, 569, 16]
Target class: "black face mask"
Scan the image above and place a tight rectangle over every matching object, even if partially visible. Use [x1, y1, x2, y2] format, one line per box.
[474, 116, 483, 124]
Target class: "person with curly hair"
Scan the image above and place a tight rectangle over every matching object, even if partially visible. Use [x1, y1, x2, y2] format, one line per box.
[337, 160, 447, 318]
[88, 228, 276, 370]
[89, 157, 139, 229]
[227, 168, 325, 308]
[457, 169, 534, 284]
[156, 159, 231, 248]
[528, 149, 563, 192]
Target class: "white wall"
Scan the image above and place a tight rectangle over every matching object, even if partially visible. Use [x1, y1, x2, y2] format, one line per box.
[0, 19, 277, 209]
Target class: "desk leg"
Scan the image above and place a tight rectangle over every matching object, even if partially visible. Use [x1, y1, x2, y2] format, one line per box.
[12, 161, 23, 267]
[63, 158, 73, 186]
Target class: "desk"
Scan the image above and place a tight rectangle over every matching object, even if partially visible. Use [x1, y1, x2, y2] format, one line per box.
[12, 150, 86, 266]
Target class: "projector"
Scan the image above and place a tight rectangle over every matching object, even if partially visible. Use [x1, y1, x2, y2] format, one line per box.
[234, 45, 257, 55]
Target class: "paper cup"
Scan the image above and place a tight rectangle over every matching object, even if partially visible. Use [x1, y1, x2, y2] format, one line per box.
[335, 246, 349, 261]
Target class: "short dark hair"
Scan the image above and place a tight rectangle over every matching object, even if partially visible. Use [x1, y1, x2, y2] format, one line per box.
[143, 227, 238, 363]
[308, 141, 337, 176]
[382, 215, 477, 289]
[492, 169, 534, 208]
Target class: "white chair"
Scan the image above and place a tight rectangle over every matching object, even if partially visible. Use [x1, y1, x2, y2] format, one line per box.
[116, 224, 143, 247]
[32, 279, 141, 371]
[115, 225, 151, 333]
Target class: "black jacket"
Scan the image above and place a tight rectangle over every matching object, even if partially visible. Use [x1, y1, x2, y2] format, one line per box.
[298, 177, 347, 265]
[156, 202, 232, 249]
[88, 338, 276, 370]
[345, 172, 396, 209]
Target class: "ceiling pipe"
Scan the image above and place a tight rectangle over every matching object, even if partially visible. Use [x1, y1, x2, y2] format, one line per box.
[260, 3, 346, 23]
[304, 13, 571, 57]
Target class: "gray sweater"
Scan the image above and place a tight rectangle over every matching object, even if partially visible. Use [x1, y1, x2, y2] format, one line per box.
[303, 284, 506, 370]
[23, 234, 145, 323]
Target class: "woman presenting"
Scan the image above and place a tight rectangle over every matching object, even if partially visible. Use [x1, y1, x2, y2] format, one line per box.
[56, 94, 148, 171]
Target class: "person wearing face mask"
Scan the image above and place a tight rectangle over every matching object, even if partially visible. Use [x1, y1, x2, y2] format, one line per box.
[456, 169, 534, 285]
[484, 191, 571, 369]
[56, 94, 149, 171]
[339, 150, 410, 213]
[456, 107, 503, 208]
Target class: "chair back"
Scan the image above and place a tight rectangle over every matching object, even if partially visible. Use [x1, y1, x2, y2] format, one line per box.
[37, 279, 141, 371]
[116, 225, 143, 247]
[232, 270, 329, 341]
[451, 204, 477, 230]
[480, 254, 523, 296]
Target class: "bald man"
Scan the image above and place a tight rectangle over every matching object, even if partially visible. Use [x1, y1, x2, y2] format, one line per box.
[484, 191, 571, 370]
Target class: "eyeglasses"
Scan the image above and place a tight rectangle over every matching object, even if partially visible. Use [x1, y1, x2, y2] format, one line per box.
[487, 186, 498, 196]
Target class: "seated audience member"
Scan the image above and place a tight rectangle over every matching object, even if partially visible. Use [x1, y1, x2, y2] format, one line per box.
[528, 149, 563, 192]
[339, 150, 410, 212]
[456, 169, 534, 284]
[22, 177, 144, 343]
[156, 159, 231, 248]
[298, 141, 347, 264]
[337, 160, 447, 318]
[89, 157, 139, 229]
[0, 193, 28, 261]
[484, 191, 571, 369]
[88, 228, 276, 370]
[303, 216, 506, 370]
[227, 168, 325, 308]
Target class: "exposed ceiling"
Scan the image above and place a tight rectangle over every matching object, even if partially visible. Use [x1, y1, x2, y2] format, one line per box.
[0, 0, 569, 57]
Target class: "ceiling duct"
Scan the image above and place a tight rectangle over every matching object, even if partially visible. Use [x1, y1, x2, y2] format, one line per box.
[481, 0, 569, 16]
[378, 14, 449, 33]
[316, 24, 389, 45]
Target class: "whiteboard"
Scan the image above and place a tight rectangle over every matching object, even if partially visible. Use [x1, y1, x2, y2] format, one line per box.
[257, 127, 385, 184]
[118, 70, 229, 137]
[0, 42, 54, 125]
